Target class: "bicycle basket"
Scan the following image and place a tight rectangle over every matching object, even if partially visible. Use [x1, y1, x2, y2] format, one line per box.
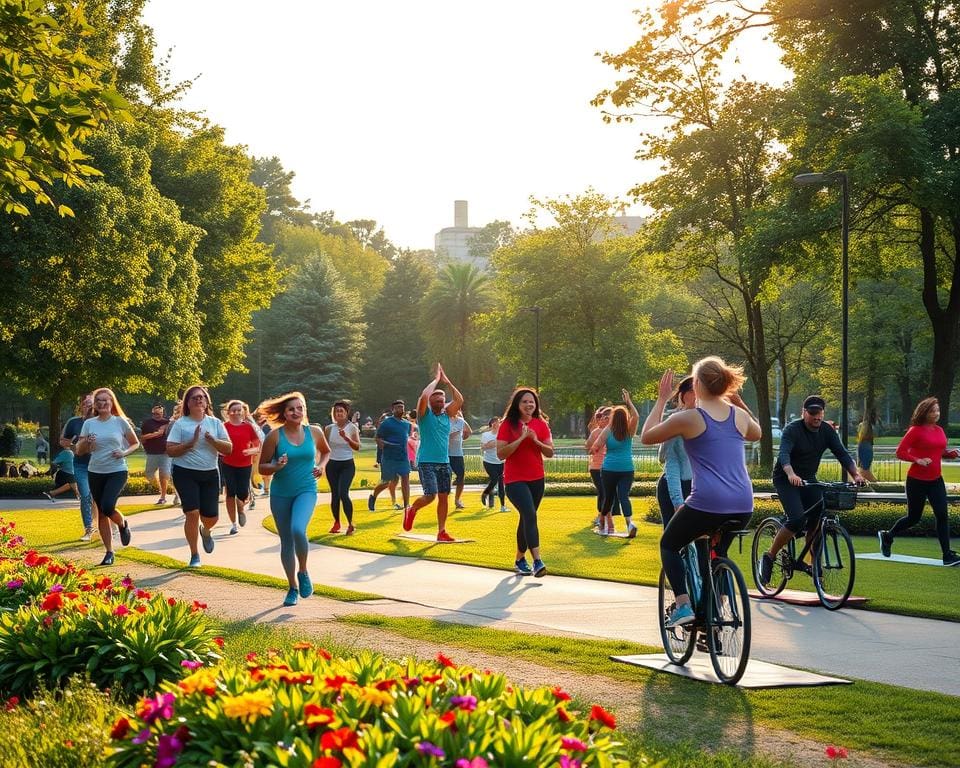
[823, 488, 857, 510]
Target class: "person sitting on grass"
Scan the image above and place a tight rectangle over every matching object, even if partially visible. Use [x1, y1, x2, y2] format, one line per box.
[43, 445, 79, 503]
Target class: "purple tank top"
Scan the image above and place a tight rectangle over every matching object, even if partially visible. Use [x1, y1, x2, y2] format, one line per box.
[683, 406, 753, 515]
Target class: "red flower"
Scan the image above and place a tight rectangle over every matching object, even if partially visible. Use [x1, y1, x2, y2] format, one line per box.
[439, 710, 458, 732]
[113, 605, 130, 617]
[551, 686, 571, 701]
[95, 577, 112, 590]
[280, 672, 314, 685]
[375, 678, 398, 691]
[190, 600, 207, 613]
[135, 589, 151, 599]
[317, 647, 332, 660]
[589, 704, 616, 730]
[63, 740, 74, 748]
[24, 550, 49, 567]
[167, 597, 177, 606]
[436, 652, 456, 668]
[4, 696, 19, 712]
[212, 636, 224, 648]
[556, 706, 572, 723]
[110, 717, 131, 740]
[135, 605, 147, 614]
[312, 758, 342, 768]
[422, 674, 443, 684]
[826, 746, 849, 759]
[40, 592, 64, 612]
[324, 675, 351, 691]
[245, 652, 258, 662]
[320, 727, 359, 751]
[304, 703, 336, 729]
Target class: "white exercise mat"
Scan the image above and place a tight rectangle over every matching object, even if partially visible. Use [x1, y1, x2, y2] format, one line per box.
[859, 552, 947, 566]
[612, 654, 851, 688]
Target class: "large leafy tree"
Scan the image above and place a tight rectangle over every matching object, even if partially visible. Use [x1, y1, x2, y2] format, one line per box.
[249, 155, 314, 244]
[0, 0, 128, 215]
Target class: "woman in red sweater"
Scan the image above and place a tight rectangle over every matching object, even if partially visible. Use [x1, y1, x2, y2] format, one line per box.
[880, 397, 960, 566]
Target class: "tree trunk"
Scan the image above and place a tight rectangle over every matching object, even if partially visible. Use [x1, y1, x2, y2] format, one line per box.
[582, 403, 595, 438]
[749, 301, 774, 470]
[778, 359, 790, 427]
[48, 393, 61, 453]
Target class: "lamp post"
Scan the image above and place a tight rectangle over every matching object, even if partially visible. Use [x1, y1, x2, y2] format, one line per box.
[520, 306, 541, 391]
[793, 170, 850, 447]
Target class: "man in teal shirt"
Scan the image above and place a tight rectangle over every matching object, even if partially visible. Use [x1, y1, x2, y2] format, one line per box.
[402, 364, 464, 541]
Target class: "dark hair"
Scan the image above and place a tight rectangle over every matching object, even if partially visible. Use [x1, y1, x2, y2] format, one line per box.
[330, 400, 352, 420]
[671, 375, 694, 406]
[502, 387, 544, 428]
[391, 399, 404, 406]
[487, 416, 500, 427]
[180, 385, 214, 418]
[609, 405, 629, 441]
[910, 396, 940, 427]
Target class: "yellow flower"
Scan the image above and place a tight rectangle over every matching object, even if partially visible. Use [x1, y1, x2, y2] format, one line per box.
[221, 691, 274, 723]
[178, 669, 218, 696]
[357, 686, 393, 708]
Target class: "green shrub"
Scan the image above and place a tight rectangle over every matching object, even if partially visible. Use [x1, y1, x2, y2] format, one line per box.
[0, 425, 16, 458]
[0, 474, 154, 498]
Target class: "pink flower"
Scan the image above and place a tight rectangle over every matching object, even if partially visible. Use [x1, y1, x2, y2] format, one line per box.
[180, 660, 202, 670]
[5, 579, 23, 589]
[449, 694, 477, 712]
[560, 737, 588, 752]
[455, 759, 489, 768]
[137, 692, 176, 724]
[155, 726, 191, 768]
[417, 742, 445, 759]
[48, 583, 64, 593]
[113, 605, 130, 616]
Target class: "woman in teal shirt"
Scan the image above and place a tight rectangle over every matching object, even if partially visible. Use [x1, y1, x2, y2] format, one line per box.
[258, 391, 331, 606]
[593, 389, 639, 538]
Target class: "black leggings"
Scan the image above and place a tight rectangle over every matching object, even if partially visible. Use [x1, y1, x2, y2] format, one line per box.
[600, 469, 633, 518]
[656, 474, 692, 528]
[482, 461, 505, 505]
[506, 479, 545, 553]
[88, 470, 127, 520]
[326, 459, 356, 523]
[891, 476, 953, 555]
[590, 469, 620, 515]
[661, 505, 751, 598]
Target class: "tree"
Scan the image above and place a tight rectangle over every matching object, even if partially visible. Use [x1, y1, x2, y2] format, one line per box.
[248, 156, 314, 244]
[468, 220, 516, 264]
[488, 191, 684, 425]
[256, 251, 365, 405]
[0, 0, 128, 216]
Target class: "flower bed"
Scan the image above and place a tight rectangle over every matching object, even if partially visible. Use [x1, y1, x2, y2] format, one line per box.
[108, 646, 629, 768]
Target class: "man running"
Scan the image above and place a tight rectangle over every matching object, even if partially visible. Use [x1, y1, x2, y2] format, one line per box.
[448, 408, 472, 509]
[759, 395, 865, 584]
[369, 400, 412, 511]
[402, 364, 464, 542]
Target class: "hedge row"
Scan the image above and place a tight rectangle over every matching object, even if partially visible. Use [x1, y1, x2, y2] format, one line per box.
[0, 475, 156, 498]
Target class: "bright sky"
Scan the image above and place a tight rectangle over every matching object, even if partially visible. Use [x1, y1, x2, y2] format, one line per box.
[142, 1, 787, 251]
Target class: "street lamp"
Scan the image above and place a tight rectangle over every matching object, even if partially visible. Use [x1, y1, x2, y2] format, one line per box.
[793, 170, 850, 447]
[519, 306, 542, 391]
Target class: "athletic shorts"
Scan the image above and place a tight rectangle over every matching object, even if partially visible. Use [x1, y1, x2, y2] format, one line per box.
[171, 465, 220, 520]
[144, 453, 172, 477]
[380, 457, 410, 482]
[449, 455, 465, 481]
[418, 462, 451, 495]
[221, 464, 253, 500]
[54, 470, 75, 486]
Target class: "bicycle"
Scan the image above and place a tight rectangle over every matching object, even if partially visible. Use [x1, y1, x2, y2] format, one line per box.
[657, 521, 752, 685]
[751, 480, 858, 610]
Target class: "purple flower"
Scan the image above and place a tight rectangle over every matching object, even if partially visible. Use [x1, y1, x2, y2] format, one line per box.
[450, 694, 478, 712]
[417, 741, 445, 759]
[48, 583, 64, 593]
[132, 729, 152, 745]
[155, 727, 189, 768]
[5, 579, 23, 590]
[180, 660, 202, 670]
[455, 759, 489, 768]
[558, 757, 582, 768]
[140, 692, 176, 724]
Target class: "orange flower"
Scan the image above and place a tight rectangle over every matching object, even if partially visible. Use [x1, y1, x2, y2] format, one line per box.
[110, 717, 131, 740]
[178, 669, 218, 696]
[292, 641, 313, 650]
[436, 652, 456, 668]
[317, 648, 332, 660]
[556, 707, 572, 723]
[280, 672, 314, 685]
[304, 703, 335, 729]
[320, 727, 359, 751]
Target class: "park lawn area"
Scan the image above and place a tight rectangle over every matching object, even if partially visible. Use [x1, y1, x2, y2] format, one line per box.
[289, 491, 960, 622]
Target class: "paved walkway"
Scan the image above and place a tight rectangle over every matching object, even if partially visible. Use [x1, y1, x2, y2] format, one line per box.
[8, 492, 960, 697]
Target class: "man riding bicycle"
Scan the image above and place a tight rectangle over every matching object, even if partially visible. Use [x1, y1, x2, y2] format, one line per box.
[759, 395, 865, 586]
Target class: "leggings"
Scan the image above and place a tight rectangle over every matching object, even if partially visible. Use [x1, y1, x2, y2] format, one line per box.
[656, 474, 692, 528]
[891, 476, 953, 555]
[590, 469, 620, 515]
[326, 459, 356, 523]
[482, 461, 505, 505]
[505, 479, 545, 553]
[661, 505, 751, 598]
[600, 469, 633, 518]
[271, 492, 317, 577]
[88, 470, 127, 520]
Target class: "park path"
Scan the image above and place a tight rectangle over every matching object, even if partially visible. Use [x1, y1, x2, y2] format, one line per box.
[7, 491, 960, 697]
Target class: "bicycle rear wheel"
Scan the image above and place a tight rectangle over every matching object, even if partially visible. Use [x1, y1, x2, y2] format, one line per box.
[814, 521, 856, 610]
[751, 517, 788, 596]
[707, 557, 751, 685]
[658, 568, 696, 665]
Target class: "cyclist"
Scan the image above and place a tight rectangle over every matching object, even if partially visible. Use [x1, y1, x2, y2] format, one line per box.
[759, 395, 864, 585]
[641, 357, 761, 627]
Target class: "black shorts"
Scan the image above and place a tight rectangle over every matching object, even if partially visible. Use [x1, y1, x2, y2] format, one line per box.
[449, 455, 465, 481]
[221, 464, 252, 500]
[54, 470, 75, 486]
[172, 465, 221, 519]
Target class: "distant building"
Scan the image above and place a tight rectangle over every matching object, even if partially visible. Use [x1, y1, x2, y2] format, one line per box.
[434, 200, 483, 264]
[608, 215, 646, 237]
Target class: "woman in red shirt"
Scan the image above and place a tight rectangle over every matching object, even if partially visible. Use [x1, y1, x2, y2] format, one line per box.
[221, 400, 262, 535]
[496, 388, 554, 577]
[881, 397, 960, 566]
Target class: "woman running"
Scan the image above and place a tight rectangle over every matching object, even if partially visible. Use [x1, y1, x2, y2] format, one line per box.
[258, 391, 331, 605]
[77, 388, 140, 565]
[221, 399, 261, 535]
[167, 385, 233, 567]
[325, 400, 361, 534]
[479, 417, 506, 511]
[589, 390, 639, 537]
[657, 376, 694, 527]
[856, 409, 879, 483]
[497, 388, 554, 577]
[879, 397, 960, 566]
[641, 358, 761, 626]
[585, 407, 620, 529]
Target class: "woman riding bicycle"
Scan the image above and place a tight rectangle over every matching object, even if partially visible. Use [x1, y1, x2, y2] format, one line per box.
[641, 357, 761, 627]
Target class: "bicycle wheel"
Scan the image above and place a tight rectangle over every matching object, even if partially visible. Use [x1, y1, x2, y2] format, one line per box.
[707, 557, 751, 685]
[657, 568, 696, 665]
[751, 517, 788, 597]
[814, 521, 856, 610]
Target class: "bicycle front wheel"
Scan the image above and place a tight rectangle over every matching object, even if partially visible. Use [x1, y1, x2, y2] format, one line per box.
[658, 568, 696, 665]
[707, 557, 751, 685]
[752, 517, 787, 596]
[814, 521, 856, 610]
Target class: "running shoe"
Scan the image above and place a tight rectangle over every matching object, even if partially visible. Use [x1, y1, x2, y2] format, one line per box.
[99, 552, 115, 566]
[119, 521, 131, 547]
[42, 492, 53, 502]
[79, 528, 93, 542]
[402, 506, 417, 531]
[878, 530, 892, 558]
[515, 558, 533, 575]
[943, 550, 960, 567]
[437, 530, 455, 543]
[155, 497, 166, 505]
[500, 506, 509, 513]
[481, 491, 488, 507]
[532, 558, 547, 577]
[666, 603, 694, 627]
[200, 526, 214, 554]
[248, 497, 256, 510]
[367, 494, 376, 511]
[238, 509, 247, 527]
[297, 571, 313, 598]
[758, 552, 774, 585]
[345, 524, 356, 535]
[188, 554, 201, 568]
[393, 503, 403, 510]
[455, 500, 465, 510]
[329, 521, 341, 534]
[283, 588, 299, 607]
[229, 524, 239, 535]
[627, 522, 638, 539]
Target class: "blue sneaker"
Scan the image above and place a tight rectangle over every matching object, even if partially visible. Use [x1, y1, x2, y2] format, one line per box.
[367, 494, 376, 511]
[532, 559, 547, 578]
[666, 603, 695, 627]
[515, 558, 533, 575]
[201, 526, 215, 554]
[188, 554, 201, 568]
[297, 571, 313, 599]
[283, 588, 299, 607]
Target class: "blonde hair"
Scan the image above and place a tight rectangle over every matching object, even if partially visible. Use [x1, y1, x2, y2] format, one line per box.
[91, 388, 128, 419]
[257, 391, 308, 428]
[222, 399, 251, 421]
[693, 356, 746, 397]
